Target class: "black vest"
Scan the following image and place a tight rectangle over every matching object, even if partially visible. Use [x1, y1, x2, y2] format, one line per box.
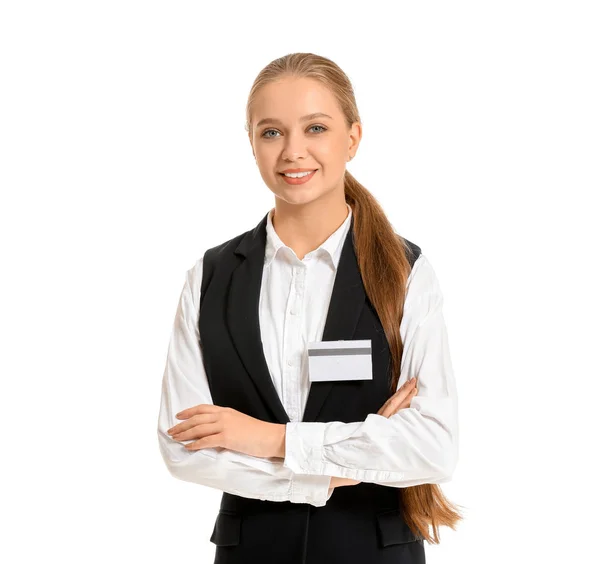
[199, 211, 425, 564]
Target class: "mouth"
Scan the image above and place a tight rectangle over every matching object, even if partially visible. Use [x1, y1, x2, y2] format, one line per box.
[279, 169, 318, 185]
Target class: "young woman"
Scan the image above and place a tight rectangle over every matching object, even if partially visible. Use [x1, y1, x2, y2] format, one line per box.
[157, 52, 462, 564]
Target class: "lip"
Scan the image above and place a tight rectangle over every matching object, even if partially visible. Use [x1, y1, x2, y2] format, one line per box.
[280, 168, 318, 173]
[279, 169, 318, 185]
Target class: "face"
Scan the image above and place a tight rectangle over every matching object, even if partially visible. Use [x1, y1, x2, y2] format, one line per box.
[249, 77, 361, 208]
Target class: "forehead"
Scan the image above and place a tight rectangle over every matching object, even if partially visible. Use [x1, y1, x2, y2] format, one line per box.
[253, 77, 341, 125]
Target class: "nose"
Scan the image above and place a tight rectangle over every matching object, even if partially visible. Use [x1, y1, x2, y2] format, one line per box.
[281, 131, 307, 162]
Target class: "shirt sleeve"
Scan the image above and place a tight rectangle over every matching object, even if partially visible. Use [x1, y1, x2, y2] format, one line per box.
[283, 254, 459, 487]
[156, 254, 335, 507]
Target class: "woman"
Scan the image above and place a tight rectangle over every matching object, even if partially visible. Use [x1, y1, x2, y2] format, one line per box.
[157, 52, 462, 564]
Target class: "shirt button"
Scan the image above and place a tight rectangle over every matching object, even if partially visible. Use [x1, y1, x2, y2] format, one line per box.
[287, 359, 293, 366]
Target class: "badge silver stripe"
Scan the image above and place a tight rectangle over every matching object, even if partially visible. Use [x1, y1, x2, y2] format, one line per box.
[308, 347, 372, 357]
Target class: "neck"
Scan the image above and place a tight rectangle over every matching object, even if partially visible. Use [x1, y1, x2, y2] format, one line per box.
[271, 194, 349, 261]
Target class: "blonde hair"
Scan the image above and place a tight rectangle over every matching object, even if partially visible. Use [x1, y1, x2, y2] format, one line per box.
[245, 52, 463, 543]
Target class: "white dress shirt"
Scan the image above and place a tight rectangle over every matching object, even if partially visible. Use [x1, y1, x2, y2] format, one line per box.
[157, 203, 458, 507]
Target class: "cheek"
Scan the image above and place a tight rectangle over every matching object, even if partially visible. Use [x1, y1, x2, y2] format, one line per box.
[254, 153, 273, 173]
[313, 137, 346, 161]
[259, 147, 281, 165]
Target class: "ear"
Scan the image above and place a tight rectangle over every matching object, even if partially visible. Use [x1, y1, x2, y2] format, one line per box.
[348, 121, 362, 159]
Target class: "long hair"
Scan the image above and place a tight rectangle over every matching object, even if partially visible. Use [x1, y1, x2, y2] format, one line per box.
[245, 52, 463, 544]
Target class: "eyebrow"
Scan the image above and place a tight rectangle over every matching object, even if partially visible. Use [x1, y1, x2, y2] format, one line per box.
[255, 112, 334, 129]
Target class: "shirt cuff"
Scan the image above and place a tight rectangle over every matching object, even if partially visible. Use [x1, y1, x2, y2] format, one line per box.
[283, 421, 327, 475]
[289, 473, 333, 507]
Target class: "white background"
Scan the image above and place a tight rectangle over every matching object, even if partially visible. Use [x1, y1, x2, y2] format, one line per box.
[1, 1, 598, 562]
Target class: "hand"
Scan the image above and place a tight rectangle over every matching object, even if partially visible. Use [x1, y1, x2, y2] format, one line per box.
[330, 377, 419, 490]
[329, 476, 362, 488]
[377, 377, 418, 418]
[166, 404, 281, 459]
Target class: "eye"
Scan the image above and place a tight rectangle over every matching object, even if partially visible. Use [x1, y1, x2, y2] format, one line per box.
[260, 124, 328, 138]
[261, 129, 280, 139]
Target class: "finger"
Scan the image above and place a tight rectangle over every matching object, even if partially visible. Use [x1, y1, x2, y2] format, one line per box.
[385, 386, 419, 417]
[175, 404, 222, 419]
[377, 395, 394, 415]
[386, 379, 417, 408]
[402, 386, 419, 403]
[175, 407, 199, 419]
[185, 431, 223, 450]
[380, 393, 407, 418]
[168, 418, 199, 435]
[396, 387, 419, 412]
[169, 413, 217, 437]
[377, 378, 417, 417]
[377, 379, 416, 415]
[377, 398, 392, 415]
[173, 421, 222, 442]
[396, 378, 416, 397]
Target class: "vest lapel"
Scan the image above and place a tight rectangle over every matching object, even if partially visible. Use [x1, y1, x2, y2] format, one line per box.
[303, 215, 366, 422]
[227, 211, 366, 425]
[228, 212, 289, 423]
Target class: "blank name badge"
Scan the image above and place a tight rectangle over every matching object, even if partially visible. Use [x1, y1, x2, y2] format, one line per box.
[307, 339, 373, 382]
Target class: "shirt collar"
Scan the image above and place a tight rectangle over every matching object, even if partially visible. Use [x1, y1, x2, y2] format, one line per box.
[264, 203, 352, 271]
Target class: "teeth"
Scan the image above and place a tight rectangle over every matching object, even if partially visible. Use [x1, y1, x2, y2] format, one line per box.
[283, 170, 315, 178]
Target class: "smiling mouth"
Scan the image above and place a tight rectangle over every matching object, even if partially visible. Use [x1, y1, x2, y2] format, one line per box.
[278, 169, 319, 185]
[279, 169, 318, 177]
